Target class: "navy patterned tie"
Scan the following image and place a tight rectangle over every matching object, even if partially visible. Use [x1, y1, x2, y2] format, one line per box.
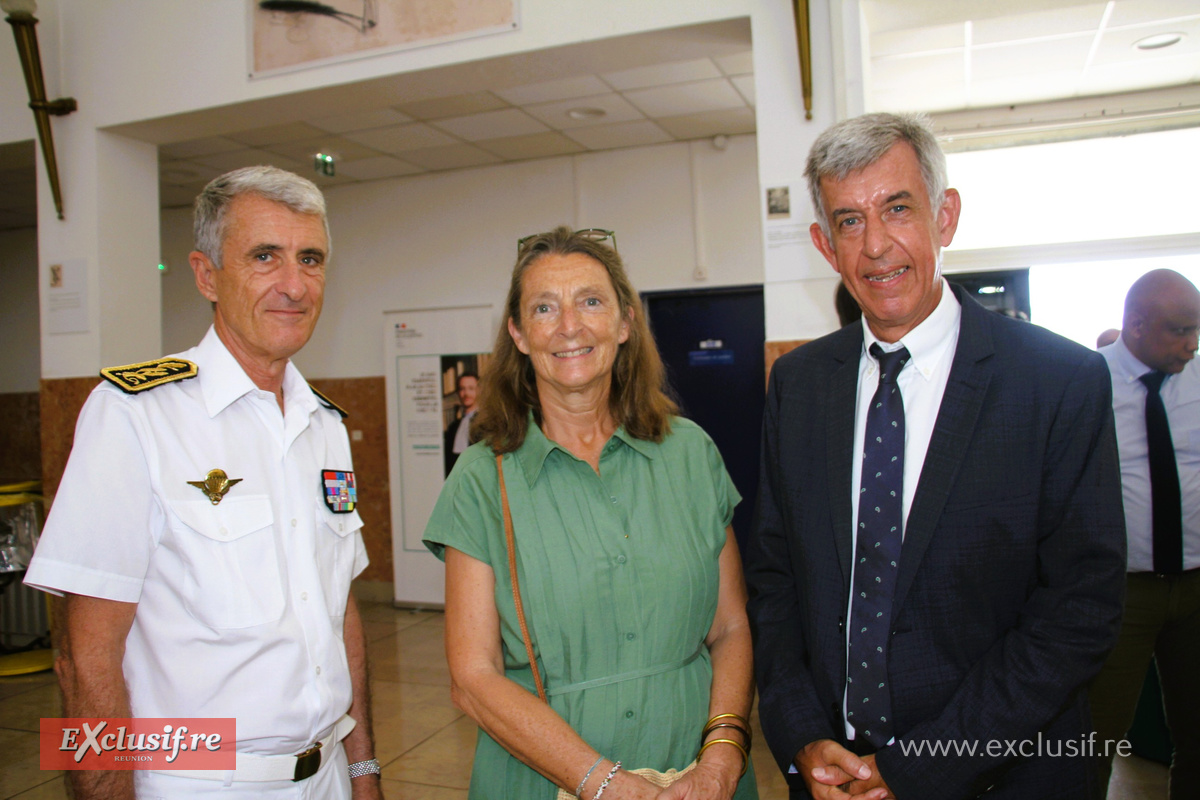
[1140, 370, 1183, 574]
[848, 343, 909, 749]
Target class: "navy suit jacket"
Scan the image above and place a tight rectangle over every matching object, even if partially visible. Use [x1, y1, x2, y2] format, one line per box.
[746, 285, 1127, 799]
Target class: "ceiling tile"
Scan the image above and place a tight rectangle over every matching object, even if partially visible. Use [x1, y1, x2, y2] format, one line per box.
[159, 137, 245, 160]
[493, 75, 613, 105]
[397, 144, 503, 171]
[653, 108, 757, 140]
[602, 58, 723, 91]
[1108, 0, 1200, 27]
[190, 148, 307, 174]
[563, 121, 673, 150]
[714, 51, 754, 76]
[159, 161, 223, 186]
[731, 75, 756, 106]
[394, 92, 509, 120]
[476, 132, 587, 160]
[972, 35, 1095, 81]
[430, 108, 550, 142]
[971, 4, 1108, 46]
[872, 23, 964, 59]
[307, 108, 414, 133]
[263, 136, 382, 163]
[524, 93, 646, 130]
[344, 123, 460, 153]
[969, 71, 1082, 107]
[335, 156, 426, 180]
[159, 184, 200, 208]
[1092, 17, 1200, 64]
[1080, 51, 1200, 95]
[228, 122, 329, 148]
[624, 79, 747, 118]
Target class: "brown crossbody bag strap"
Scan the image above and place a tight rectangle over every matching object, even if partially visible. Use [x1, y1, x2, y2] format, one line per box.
[497, 454, 548, 702]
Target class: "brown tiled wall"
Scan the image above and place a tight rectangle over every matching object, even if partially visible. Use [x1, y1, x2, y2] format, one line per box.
[40, 375, 393, 584]
[309, 377, 392, 583]
[0, 392, 42, 484]
[764, 340, 807, 385]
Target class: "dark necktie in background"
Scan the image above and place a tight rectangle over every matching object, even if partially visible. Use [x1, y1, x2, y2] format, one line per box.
[1140, 370, 1183, 574]
[848, 344, 910, 749]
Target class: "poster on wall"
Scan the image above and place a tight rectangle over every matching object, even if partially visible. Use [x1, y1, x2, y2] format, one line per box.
[762, 181, 828, 282]
[383, 305, 493, 606]
[250, 0, 519, 77]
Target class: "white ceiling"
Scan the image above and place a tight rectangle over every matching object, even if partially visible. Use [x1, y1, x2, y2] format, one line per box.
[2, 3, 1198, 229]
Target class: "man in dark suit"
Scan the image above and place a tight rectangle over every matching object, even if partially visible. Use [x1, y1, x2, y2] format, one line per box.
[745, 113, 1127, 800]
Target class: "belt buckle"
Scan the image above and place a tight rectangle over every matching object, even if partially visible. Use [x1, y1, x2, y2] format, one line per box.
[293, 741, 323, 782]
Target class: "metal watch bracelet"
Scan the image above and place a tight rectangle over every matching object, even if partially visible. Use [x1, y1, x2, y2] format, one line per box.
[347, 758, 381, 779]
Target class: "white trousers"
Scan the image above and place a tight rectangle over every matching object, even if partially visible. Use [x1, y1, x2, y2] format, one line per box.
[134, 741, 350, 799]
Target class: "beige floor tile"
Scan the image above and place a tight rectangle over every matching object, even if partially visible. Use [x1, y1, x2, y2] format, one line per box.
[7, 777, 67, 799]
[371, 680, 464, 766]
[382, 715, 477, 789]
[0, 683, 61, 732]
[370, 619, 451, 687]
[0, 728, 63, 798]
[0, 671, 56, 701]
[382, 779, 468, 800]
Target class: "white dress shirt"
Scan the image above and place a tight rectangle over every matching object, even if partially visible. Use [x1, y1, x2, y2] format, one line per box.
[843, 278, 962, 738]
[453, 408, 477, 454]
[1101, 337, 1200, 573]
[26, 326, 369, 757]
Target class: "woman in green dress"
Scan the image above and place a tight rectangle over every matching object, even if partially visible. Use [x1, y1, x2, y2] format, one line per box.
[424, 227, 758, 800]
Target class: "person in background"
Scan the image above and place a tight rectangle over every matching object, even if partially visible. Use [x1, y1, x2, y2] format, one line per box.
[745, 113, 1126, 800]
[445, 371, 480, 474]
[1097, 328, 1121, 349]
[425, 227, 758, 800]
[1091, 269, 1200, 799]
[25, 166, 381, 799]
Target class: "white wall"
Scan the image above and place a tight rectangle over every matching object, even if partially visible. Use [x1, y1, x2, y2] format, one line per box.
[160, 134, 764, 379]
[0, 228, 41, 393]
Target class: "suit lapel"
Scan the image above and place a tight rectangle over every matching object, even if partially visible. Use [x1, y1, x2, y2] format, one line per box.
[827, 328, 862, 586]
[893, 287, 996, 614]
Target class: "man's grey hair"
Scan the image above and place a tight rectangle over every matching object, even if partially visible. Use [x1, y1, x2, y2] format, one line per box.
[805, 112, 947, 239]
[193, 165, 329, 269]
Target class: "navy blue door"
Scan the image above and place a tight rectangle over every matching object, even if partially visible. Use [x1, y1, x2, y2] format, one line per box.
[643, 286, 765, 550]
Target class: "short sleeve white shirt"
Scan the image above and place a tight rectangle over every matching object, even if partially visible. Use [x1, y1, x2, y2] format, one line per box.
[25, 326, 369, 756]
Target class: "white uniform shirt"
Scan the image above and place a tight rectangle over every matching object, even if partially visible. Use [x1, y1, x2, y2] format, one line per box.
[1101, 336, 1200, 572]
[26, 326, 369, 756]
[843, 279, 961, 738]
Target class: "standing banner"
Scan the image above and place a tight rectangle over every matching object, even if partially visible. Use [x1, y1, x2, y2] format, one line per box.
[383, 305, 494, 605]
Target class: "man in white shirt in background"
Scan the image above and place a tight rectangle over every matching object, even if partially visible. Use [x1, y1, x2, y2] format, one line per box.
[1092, 268, 1200, 799]
[444, 371, 479, 475]
[25, 166, 383, 799]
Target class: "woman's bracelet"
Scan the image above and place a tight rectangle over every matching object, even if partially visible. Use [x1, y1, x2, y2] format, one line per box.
[591, 760, 622, 800]
[702, 721, 752, 746]
[575, 756, 604, 798]
[697, 737, 749, 777]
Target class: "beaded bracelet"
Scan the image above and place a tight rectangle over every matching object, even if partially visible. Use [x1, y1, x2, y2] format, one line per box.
[698, 737, 749, 777]
[575, 756, 604, 798]
[592, 760, 622, 800]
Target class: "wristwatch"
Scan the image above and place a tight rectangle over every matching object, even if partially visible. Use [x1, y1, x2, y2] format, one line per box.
[347, 758, 381, 779]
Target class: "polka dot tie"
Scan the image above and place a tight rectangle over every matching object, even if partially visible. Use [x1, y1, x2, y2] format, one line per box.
[847, 343, 909, 749]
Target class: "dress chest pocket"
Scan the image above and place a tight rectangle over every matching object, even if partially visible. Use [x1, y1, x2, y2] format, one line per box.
[167, 495, 284, 629]
[315, 505, 363, 617]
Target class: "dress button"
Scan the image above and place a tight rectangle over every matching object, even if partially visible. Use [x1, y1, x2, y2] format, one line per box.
[291, 518, 298, 528]
[625, 710, 635, 719]
[610, 496, 617, 504]
[218, 526, 228, 537]
[626, 632, 636, 641]
[315, 666, 321, 676]
[301, 592, 308, 601]
[616, 555, 627, 564]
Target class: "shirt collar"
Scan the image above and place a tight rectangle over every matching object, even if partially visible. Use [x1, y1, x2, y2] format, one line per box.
[1106, 335, 1158, 386]
[861, 277, 961, 382]
[513, 412, 654, 486]
[192, 326, 316, 418]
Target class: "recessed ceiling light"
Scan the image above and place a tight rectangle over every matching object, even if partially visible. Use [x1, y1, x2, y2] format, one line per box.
[566, 107, 606, 121]
[1133, 32, 1184, 51]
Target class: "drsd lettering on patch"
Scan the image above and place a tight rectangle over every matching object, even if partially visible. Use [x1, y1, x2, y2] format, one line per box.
[100, 358, 198, 394]
[322, 470, 357, 513]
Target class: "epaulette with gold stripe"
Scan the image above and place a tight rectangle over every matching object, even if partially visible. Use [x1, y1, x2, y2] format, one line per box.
[310, 384, 348, 418]
[100, 358, 198, 394]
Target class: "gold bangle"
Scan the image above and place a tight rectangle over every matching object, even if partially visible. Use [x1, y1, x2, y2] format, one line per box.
[697, 737, 748, 777]
[702, 720, 752, 746]
[706, 713, 749, 728]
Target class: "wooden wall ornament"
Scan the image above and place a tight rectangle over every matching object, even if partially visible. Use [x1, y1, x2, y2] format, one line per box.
[793, 0, 813, 121]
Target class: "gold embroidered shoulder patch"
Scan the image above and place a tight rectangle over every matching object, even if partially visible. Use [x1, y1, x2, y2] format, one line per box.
[100, 358, 198, 394]
[310, 384, 348, 419]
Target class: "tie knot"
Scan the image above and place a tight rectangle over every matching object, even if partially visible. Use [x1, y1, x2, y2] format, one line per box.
[870, 344, 911, 384]
[1140, 370, 1168, 394]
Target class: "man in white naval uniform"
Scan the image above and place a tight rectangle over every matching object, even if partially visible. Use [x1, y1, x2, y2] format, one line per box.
[26, 166, 383, 799]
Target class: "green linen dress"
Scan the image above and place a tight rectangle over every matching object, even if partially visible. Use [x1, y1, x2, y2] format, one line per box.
[424, 416, 758, 800]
